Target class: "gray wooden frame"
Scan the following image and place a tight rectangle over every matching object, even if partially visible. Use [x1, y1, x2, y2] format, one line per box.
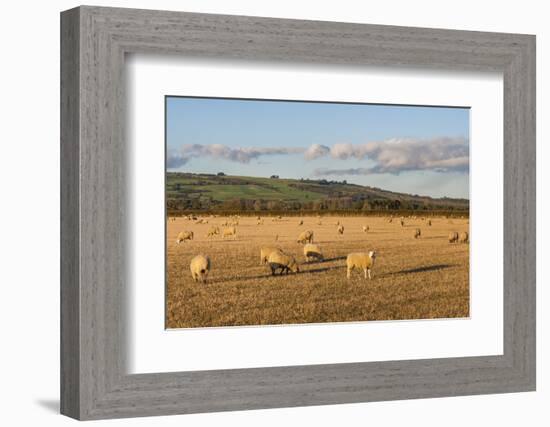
[60, 5, 536, 420]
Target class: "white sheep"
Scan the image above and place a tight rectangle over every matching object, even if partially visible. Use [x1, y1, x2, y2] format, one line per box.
[222, 226, 237, 239]
[362, 225, 369, 233]
[337, 224, 344, 235]
[260, 247, 283, 265]
[206, 226, 220, 238]
[267, 251, 300, 275]
[459, 231, 469, 243]
[176, 230, 194, 244]
[448, 231, 459, 243]
[297, 230, 314, 244]
[413, 228, 421, 239]
[303, 243, 323, 262]
[346, 251, 377, 280]
[189, 254, 211, 283]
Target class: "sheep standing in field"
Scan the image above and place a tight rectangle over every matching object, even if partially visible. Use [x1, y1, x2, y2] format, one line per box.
[427, 220, 432, 226]
[260, 247, 283, 265]
[267, 251, 300, 275]
[317, 220, 323, 226]
[362, 225, 369, 233]
[189, 254, 211, 283]
[448, 231, 459, 243]
[346, 251, 377, 280]
[297, 230, 314, 244]
[222, 226, 237, 239]
[206, 226, 220, 238]
[413, 228, 421, 239]
[337, 224, 345, 235]
[388, 218, 393, 223]
[257, 219, 264, 225]
[303, 243, 324, 262]
[400, 218, 405, 227]
[298, 219, 304, 226]
[176, 230, 194, 244]
[459, 231, 469, 243]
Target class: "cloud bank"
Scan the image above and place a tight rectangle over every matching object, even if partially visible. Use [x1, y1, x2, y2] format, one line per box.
[315, 137, 469, 175]
[167, 137, 469, 175]
[167, 144, 304, 168]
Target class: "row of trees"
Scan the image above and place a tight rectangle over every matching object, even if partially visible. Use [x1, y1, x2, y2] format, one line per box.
[166, 195, 466, 213]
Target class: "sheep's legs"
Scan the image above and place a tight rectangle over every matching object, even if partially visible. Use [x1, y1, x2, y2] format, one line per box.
[368, 269, 372, 280]
[347, 268, 351, 279]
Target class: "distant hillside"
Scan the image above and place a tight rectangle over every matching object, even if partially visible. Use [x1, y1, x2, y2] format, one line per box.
[166, 172, 469, 215]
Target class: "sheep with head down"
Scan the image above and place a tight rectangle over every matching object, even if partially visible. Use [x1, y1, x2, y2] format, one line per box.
[346, 251, 377, 280]
[303, 243, 323, 262]
[260, 247, 283, 265]
[222, 226, 237, 239]
[297, 230, 314, 244]
[189, 254, 211, 283]
[267, 251, 300, 275]
[176, 230, 194, 244]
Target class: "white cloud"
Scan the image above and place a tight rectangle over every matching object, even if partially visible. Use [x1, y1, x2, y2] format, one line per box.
[314, 137, 469, 175]
[167, 144, 304, 169]
[304, 144, 330, 160]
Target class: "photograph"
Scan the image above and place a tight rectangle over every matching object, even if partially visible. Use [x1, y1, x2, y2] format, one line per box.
[165, 97, 470, 328]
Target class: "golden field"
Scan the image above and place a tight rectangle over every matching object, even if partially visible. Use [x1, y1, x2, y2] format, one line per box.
[166, 215, 469, 328]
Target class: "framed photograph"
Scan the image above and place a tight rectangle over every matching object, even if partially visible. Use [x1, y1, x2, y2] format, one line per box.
[61, 6, 536, 420]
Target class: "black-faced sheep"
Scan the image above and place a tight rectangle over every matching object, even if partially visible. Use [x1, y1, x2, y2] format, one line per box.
[267, 251, 300, 275]
[303, 243, 323, 262]
[260, 247, 283, 265]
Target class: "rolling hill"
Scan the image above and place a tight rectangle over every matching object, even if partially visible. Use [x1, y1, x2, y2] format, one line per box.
[166, 172, 469, 215]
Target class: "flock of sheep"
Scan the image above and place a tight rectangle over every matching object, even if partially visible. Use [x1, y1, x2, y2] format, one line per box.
[173, 214, 468, 285]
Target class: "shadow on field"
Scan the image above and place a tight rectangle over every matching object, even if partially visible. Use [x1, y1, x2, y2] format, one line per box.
[207, 263, 345, 284]
[304, 255, 346, 264]
[395, 264, 456, 275]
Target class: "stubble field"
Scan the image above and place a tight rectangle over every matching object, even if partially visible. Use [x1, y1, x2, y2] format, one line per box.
[166, 215, 469, 328]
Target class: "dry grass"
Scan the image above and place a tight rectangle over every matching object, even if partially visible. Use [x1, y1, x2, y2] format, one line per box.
[166, 215, 469, 328]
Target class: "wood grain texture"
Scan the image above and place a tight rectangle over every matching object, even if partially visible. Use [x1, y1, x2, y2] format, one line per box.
[60, 5, 536, 420]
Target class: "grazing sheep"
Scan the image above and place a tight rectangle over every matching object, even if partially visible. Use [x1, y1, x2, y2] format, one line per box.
[362, 225, 369, 233]
[303, 243, 324, 262]
[189, 254, 211, 283]
[413, 228, 421, 239]
[206, 226, 220, 238]
[267, 251, 300, 275]
[297, 230, 314, 244]
[427, 220, 432, 226]
[260, 247, 283, 265]
[176, 230, 194, 244]
[400, 219, 405, 227]
[298, 219, 304, 226]
[337, 224, 344, 235]
[346, 251, 377, 280]
[448, 231, 459, 243]
[459, 231, 469, 243]
[222, 226, 237, 239]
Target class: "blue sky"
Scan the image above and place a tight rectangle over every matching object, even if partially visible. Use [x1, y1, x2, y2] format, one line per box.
[166, 97, 470, 199]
